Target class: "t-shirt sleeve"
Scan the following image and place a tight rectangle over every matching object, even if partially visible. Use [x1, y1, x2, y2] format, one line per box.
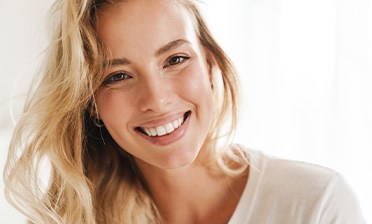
[319, 174, 366, 224]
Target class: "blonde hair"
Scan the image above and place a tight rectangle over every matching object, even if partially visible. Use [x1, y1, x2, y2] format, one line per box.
[3, 0, 246, 223]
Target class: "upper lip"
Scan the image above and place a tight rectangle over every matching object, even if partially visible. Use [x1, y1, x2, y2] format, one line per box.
[135, 111, 188, 128]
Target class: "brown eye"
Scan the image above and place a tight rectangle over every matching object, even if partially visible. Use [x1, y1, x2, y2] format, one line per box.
[165, 55, 190, 67]
[102, 72, 131, 86]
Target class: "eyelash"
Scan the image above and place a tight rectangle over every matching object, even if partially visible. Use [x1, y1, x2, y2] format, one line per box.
[164, 55, 191, 68]
[102, 55, 191, 86]
[102, 72, 131, 86]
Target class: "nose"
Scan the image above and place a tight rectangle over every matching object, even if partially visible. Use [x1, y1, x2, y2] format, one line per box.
[138, 74, 173, 113]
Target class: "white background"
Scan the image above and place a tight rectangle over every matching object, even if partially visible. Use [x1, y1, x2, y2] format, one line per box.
[1, 0, 371, 223]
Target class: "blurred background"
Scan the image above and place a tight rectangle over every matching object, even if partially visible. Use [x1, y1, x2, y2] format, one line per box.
[1, 0, 371, 223]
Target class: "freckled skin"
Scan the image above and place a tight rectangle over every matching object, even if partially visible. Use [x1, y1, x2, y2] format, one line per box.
[95, 0, 214, 170]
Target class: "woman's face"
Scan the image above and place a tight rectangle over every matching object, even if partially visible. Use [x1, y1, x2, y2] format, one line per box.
[95, 0, 214, 170]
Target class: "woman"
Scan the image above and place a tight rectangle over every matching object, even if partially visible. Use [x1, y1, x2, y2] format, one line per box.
[4, 0, 365, 223]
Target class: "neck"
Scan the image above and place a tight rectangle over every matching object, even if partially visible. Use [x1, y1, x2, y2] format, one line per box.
[134, 156, 248, 224]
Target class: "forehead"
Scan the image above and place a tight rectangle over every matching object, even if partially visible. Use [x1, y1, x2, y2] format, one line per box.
[95, 0, 198, 55]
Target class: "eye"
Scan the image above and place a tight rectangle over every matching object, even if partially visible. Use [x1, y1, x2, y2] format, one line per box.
[164, 55, 190, 68]
[102, 72, 131, 86]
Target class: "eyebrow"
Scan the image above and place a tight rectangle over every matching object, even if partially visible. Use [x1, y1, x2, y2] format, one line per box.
[107, 39, 191, 67]
[155, 39, 190, 57]
[109, 58, 131, 66]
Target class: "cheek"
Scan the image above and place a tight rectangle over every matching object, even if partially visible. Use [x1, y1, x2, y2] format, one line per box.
[95, 90, 132, 123]
[178, 63, 214, 111]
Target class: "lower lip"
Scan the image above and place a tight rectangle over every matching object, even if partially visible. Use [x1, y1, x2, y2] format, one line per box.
[136, 113, 191, 146]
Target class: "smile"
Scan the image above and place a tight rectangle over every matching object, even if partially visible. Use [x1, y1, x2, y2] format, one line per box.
[135, 111, 191, 137]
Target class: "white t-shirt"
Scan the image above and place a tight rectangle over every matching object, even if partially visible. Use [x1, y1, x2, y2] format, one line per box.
[229, 147, 366, 224]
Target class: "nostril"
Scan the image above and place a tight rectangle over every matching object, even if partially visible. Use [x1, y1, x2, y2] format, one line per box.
[137, 79, 174, 112]
[138, 93, 172, 112]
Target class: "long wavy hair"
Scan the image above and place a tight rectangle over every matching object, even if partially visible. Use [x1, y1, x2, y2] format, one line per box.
[3, 0, 246, 223]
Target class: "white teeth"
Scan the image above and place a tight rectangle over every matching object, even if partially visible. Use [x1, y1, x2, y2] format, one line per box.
[177, 117, 182, 126]
[149, 128, 157, 136]
[171, 120, 179, 129]
[141, 115, 186, 137]
[164, 123, 175, 133]
[156, 126, 167, 136]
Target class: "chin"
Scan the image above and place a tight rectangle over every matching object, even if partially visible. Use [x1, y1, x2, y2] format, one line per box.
[157, 145, 202, 170]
